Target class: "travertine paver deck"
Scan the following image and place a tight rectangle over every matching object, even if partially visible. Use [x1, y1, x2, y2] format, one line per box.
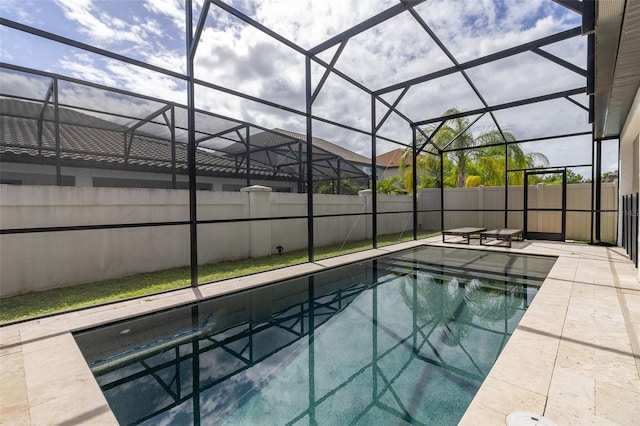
[1, 238, 638, 425]
[458, 241, 640, 426]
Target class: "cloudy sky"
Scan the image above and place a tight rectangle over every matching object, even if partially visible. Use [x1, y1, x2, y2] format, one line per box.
[0, 0, 618, 172]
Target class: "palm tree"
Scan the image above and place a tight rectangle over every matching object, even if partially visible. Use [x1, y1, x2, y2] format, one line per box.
[417, 108, 548, 187]
[398, 142, 454, 192]
[421, 108, 482, 187]
[376, 176, 405, 194]
[398, 273, 524, 347]
[398, 273, 473, 347]
[472, 144, 549, 186]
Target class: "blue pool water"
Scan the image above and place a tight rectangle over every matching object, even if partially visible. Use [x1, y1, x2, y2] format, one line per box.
[74, 246, 556, 425]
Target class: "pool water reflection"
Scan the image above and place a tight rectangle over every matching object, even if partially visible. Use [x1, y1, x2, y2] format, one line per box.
[74, 246, 556, 425]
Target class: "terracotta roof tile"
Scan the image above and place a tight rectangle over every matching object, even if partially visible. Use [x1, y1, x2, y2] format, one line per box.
[376, 148, 411, 167]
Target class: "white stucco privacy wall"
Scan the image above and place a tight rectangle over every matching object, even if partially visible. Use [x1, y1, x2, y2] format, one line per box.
[0, 181, 620, 297]
[0, 186, 397, 297]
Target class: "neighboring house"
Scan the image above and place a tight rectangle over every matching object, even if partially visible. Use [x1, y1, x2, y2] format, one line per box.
[271, 128, 373, 174]
[0, 98, 369, 193]
[273, 129, 371, 171]
[261, 129, 374, 194]
[376, 148, 411, 179]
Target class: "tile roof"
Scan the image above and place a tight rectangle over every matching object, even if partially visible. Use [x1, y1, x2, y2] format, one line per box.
[0, 99, 369, 181]
[271, 128, 372, 166]
[376, 147, 411, 167]
[0, 99, 284, 178]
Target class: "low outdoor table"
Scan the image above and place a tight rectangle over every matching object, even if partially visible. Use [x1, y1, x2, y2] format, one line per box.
[441, 227, 487, 244]
[479, 228, 523, 248]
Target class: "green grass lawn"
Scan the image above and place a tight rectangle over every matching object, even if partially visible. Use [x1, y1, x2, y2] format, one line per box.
[0, 230, 437, 323]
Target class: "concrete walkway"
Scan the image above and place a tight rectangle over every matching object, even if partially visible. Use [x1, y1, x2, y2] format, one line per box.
[1, 238, 639, 425]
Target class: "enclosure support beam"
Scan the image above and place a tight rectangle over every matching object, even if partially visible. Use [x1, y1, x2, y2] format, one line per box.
[504, 140, 509, 227]
[409, 10, 510, 146]
[5, 59, 415, 148]
[412, 126, 418, 239]
[246, 127, 251, 188]
[375, 87, 410, 133]
[196, 124, 247, 147]
[439, 151, 445, 231]
[595, 138, 602, 242]
[414, 87, 586, 126]
[590, 129, 595, 243]
[445, 131, 593, 153]
[53, 78, 61, 186]
[416, 123, 441, 154]
[298, 142, 304, 193]
[126, 105, 172, 133]
[582, 0, 595, 34]
[37, 79, 54, 153]
[305, 55, 315, 262]
[532, 47, 587, 76]
[168, 107, 177, 189]
[308, 1, 425, 55]
[552, 0, 583, 15]
[562, 168, 568, 241]
[187, 0, 199, 287]
[337, 159, 341, 195]
[0, 18, 187, 81]
[371, 95, 378, 248]
[210, 0, 307, 56]
[441, 114, 486, 151]
[565, 96, 590, 111]
[587, 33, 595, 123]
[376, 26, 581, 95]
[524, 173, 529, 239]
[311, 40, 348, 104]
[190, 0, 211, 58]
[233, 128, 250, 183]
[125, 104, 172, 158]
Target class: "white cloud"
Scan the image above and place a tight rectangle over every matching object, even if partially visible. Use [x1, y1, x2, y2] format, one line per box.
[0, 47, 13, 62]
[51, 0, 185, 71]
[0, 0, 39, 25]
[0, 70, 51, 99]
[104, 62, 186, 103]
[53, 0, 141, 44]
[243, 0, 397, 50]
[465, 51, 585, 106]
[144, 0, 186, 33]
[147, 49, 186, 74]
[57, 53, 187, 108]
[58, 53, 119, 87]
[419, 0, 579, 63]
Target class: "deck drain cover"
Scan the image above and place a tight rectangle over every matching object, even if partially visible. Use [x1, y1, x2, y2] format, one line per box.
[506, 412, 557, 426]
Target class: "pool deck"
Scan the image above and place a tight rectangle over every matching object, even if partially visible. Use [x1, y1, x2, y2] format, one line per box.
[1, 237, 639, 425]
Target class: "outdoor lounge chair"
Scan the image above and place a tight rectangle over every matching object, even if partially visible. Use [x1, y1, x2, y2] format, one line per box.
[479, 228, 523, 248]
[441, 227, 487, 244]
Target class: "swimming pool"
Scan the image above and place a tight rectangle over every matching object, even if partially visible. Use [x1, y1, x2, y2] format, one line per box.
[74, 246, 556, 425]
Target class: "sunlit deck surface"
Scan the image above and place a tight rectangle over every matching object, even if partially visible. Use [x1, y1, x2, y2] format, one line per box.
[1, 237, 638, 425]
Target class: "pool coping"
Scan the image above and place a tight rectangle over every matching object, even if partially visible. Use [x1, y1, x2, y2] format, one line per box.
[1, 237, 639, 425]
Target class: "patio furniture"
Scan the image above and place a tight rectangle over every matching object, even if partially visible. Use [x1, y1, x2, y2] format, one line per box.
[479, 228, 523, 248]
[441, 227, 487, 244]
